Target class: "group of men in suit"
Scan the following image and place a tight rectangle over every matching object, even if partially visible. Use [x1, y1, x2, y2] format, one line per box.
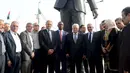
[0, 21, 42, 73]
[0, 20, 112, 73]
[38, 20, 104, 73]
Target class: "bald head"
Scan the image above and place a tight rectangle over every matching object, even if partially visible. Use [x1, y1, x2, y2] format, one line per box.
[10, 21, 19, 33]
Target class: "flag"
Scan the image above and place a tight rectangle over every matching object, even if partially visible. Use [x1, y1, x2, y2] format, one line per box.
[38, 8, 41, 14]
[7, 11, 10, 20]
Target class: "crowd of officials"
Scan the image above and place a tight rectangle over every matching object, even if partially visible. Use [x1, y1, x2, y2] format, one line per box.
[0, 7, 130, 73]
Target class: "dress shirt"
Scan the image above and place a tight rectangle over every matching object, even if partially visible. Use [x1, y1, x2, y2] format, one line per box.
[59, 30, 63, 41]
[31, 31, 40, 49]
[73, 32, 78, 43]
[10, 31, 22, 52]
[47, 29, 52, 41]
[0, 33, 6, 54]
[28, 32, 33, 50]
[88, 32, 93, 43]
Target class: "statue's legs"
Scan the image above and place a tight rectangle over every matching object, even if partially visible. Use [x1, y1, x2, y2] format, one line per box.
[60, 9, 85, 32]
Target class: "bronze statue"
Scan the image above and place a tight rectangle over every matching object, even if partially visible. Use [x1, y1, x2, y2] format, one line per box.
[54, 0, 98, 32]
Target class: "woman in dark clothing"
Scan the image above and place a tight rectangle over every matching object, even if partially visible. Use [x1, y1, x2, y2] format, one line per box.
[101, 19, 119, 73]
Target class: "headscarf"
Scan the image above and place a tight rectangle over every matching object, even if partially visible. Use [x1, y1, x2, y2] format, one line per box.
[104, 19, 115, 30]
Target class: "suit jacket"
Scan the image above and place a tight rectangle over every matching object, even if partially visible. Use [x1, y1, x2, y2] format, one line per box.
[84, 31, 102, 58]
[4, 31, 21, 66]
[55, 30, 67, 55]
[0, 33, 6, 55]
[39, 29, 56, 56]
[65, 33, 85, 60]
[20, 31, 33, 61]
[120, 24, 130, 71]
[54, 0, 97, 13]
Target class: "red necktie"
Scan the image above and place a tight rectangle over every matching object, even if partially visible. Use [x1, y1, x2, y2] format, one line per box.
[60, 31, 62, 42]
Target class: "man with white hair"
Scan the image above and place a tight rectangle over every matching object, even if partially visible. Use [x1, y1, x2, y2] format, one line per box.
[65, 23, 85, 73]
[4, 21, 22, 73]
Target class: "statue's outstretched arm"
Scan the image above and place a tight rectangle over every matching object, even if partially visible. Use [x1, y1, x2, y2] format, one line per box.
[87, 0, 98, 11]
[87, 0, 98, 19]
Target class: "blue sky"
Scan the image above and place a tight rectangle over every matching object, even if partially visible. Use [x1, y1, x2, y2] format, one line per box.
[0, 0, 130, 32]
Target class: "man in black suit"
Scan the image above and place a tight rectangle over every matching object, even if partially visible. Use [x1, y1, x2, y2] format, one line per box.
[55, 21, 68, 73]
[0, 19, 6, 73]
[39, 20, 56, 73]
[65, 23, 85, 73]
[79, 25, 89, 73]
[119, 7, 130, 73]
[4, 21, 22, 73]
[84, 24, 103, 73]
[54, 0, 98, 32]
[115, 18, 125, 73]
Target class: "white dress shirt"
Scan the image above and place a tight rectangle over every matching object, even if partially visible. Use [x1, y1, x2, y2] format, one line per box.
[10, 31, 22, 52]
[28, 32, 33, 50]
[31, 31, 40, 49]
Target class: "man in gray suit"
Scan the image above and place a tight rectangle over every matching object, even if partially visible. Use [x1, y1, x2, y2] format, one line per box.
[0, 19, 6, 73]
[54, 0, 98, 32]
[20, 23, 34, 73]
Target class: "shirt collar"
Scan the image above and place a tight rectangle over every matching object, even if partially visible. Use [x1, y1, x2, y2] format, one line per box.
[47, 29, 51, 32]
[10, 30, 17, 35]
[73, 32, 78, 35]
[58, 30, 63, 32]
[89, 31, 93, 34]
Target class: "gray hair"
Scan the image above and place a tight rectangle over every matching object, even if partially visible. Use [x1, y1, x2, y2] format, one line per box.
[72, 23, 79, 28]
[11, 21, 19, 26]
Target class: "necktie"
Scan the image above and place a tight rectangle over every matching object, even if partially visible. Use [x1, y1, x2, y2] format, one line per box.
[60, 31, 62, 42]
[48, 30, 52, 41]
[74, 34, 77, 43]
[88, 32, 91, 42]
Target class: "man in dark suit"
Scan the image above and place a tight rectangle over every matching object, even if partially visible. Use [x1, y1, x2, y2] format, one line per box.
[119, 7, 130, 73]
[4, 21, 22, 73]
[79, 25, 89, 73]
[39, 20, 56, 73]
[54, 0, 98, 32]
[0, 19, 6, 73]
[115, 18, 125, 73]
[20, 23, 34, 73]
[65, 23, 85, 73]
[55, 21, 68, 73]
[84, 24, 103, 73]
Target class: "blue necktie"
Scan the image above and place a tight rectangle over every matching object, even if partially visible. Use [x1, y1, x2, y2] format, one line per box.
[89, 32, 91, 42]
